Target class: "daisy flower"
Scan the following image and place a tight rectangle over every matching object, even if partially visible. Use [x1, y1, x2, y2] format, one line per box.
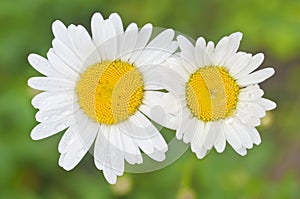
[27, 12, 178, 184]
[162, 32, 276, 158]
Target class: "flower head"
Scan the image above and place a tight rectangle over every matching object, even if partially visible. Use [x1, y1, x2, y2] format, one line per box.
[163, 32, 276, 158]
[28, 12, 178, 184]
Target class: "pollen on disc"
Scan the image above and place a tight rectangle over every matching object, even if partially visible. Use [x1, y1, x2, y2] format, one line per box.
[186, 66, 240, 122]
[76, 60, 144, 125]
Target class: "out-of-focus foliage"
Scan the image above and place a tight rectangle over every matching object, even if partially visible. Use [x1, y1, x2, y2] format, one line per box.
[0, 0, 299, 198]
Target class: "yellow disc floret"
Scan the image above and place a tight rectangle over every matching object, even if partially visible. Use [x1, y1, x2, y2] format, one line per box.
[186, 66, 240, 122]
[76, 60, 144, 125]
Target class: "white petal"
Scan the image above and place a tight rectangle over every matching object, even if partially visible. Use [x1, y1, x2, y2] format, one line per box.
[198, 121, 211, 149]
[190, 120, 205, 152]
[109, 13, 124, 36]
[142, 84, 165, 91]
[129, 23, 152, 63]
[236, 109, 261, 126]
[52, 38, 82, 72]
[94, 125, 122, 183]
[134, 29, 175, 66]
[190, 121, 207, 150]
[141, 65, 164, 88]
[118, 113, 154, 154]
[204, 121, 220, 150]
[135, 134, 168, 158]
[214, 125, 226, 153]
[227, 52, 252, 77]
[147, 134, 168, 162]
[140, 41, 177, 66]
[103, 167, 117, 184]
[235, 147, 247, 156]
[147, 150, 166, 162]
[232, 120, 253, 149]
[164, 57, 190, 80]
[144, 91, 181, 114]
[119, 23, 138, 61]
[67, 25, 100, 70]
[194, 37, 206, 67]
[107, 16, 123, 60]
[239, 85, 264, 101]
[237, 68, 275, 86]
[195, 146, 208, 159]
[47, 51, 78, 80]
[123, 111, 156, 136]
[123, 111, 167, 157]
[58, 125, 90, 171]
[213, 35, 229, 65]
[94, 125, 109, 170]
[203, 41, 214, 66]
[246, 126, 261, 145]
[255, 98, 276, 111]
[35, 103, 79, 123]
[224, 122, 242, 150]
[177, 35, 197, 66]
[153, 133, 168, 152]
[52, 20, 71, 47]
[235, 53, 264, 79]
[238, 101, 266, 118]
[119, 131, 143, 164]
[227, 32, 243, 52]
[139, 91, 180, 129]
[200, 122, 213, 149]
[91, 13, 119, 64]
[28, 77, 75, 91]
[141, 69, 166, 91]
[74, 112, 99, 152]
[173, 55, 196, 75]
[59, 145, 86, 171]
[94, 19, 117, 60]
[183, 117, 199, 144]
[176, 108, 192, 140]
[159, 68, 186, 95]
[31, 91, 75, 110]
[28, 54, 57, 77]
[58, 126, 73, 153]
[213, 32, 242, 66]
[107, 126, 125, 176]
[30, 115, 74, 140]
[91, 12, 104, 45]
[147, 29, 174, 49]
[60, 111, 94, 156]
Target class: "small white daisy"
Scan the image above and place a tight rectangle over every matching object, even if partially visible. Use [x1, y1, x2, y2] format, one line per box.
[162, 32, 276, 158]
[27, 12, 178, 184]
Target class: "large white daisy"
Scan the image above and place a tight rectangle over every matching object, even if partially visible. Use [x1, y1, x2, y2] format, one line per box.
[27, 12, 178, 184]
[162, 32, 276, 158]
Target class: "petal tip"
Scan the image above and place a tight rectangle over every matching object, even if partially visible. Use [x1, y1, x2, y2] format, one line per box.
[235, 31, 243, 38]
[30, 131, 40, 141]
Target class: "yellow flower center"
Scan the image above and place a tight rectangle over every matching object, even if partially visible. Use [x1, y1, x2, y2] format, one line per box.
[76, 60, 144, 125]
[186, 66, 240, 122]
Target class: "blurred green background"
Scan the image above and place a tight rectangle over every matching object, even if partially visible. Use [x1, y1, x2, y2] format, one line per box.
[1, 0, 300, 198]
